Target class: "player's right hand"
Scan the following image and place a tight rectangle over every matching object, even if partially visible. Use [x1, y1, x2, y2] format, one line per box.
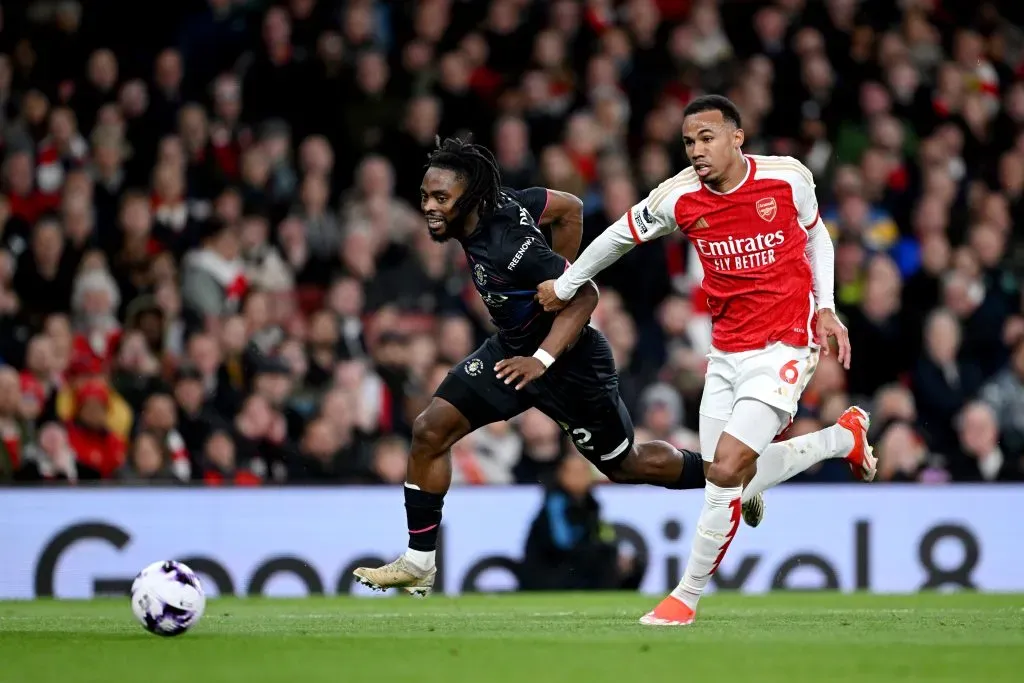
[816, 308, 851, 370]
[536, 280, 569, 312]
[494, 356, 547, 390]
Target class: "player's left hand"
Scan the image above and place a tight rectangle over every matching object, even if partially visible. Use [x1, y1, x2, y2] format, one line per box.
[816, 308, 851, 370]
[494, 356, 546, 390]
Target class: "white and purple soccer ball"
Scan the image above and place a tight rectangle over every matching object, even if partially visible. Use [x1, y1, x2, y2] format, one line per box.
[130, 561, 206, 637]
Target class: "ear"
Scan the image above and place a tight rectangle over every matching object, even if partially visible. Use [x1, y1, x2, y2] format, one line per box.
[734, 127, 745, 150]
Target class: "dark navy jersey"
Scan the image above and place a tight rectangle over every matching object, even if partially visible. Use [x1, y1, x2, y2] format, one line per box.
[461, 187, 569, 355]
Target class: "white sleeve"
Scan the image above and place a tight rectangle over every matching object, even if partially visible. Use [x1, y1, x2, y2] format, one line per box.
[553, 190, 681, 301]
[804, 218, 835, 311]
[553, 213, 635, 301]
[792, 163, 821, 229]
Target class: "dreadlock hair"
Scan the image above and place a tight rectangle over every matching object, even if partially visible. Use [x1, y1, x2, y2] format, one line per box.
[426, 135, 503, 220]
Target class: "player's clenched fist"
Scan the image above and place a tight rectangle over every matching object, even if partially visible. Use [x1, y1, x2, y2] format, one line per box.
[494, 357, 546, 390]
[536, 280, 568, 312]
[816, 309, 852, 370]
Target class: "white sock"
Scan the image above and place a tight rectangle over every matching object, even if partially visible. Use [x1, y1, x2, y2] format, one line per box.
[741, 425, 852, 503]
[403, 548, 435, 572]
[671, 482, 742, 610]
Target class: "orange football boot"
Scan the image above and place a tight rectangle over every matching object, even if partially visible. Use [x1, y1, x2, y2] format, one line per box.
[639, 595, 696, 626]
[837, 407, 877, 481]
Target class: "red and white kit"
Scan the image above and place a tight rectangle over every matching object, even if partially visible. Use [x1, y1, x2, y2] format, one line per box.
[554, 155, 835, 451]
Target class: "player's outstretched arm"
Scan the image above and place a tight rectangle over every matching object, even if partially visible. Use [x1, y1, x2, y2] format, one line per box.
[536, 177, 685, 311]
[495, 281, 599, 390]
[536, 215, 637, 312]
[539, 190, 584, 263]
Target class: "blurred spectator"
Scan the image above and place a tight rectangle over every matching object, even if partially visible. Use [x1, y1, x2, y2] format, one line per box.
[295, 173, 340, 262]
[136, 393, 191, 482]
[65, 378, 127, 479]
[181, 219, 247, 325]
[844, 255, 908, 397]
[288, 418, 346, 482]
[342, 50, 403, 161]
[325, 278, 367, 359]
[493, 116, 536, 191]
[452, 421, 522, 485]
[13, 217, 77, 328]
[520, 453, 644, 591]
[202, 426, 260, 486]
[111, 330, 163, 411]
[13, 422, 78, 483]
[871, 384, 917, 437]
[912, 309, 983, 454]
[369, 435, 408, 485]
[120, 431, 178, 484]
[56, 347, 133, 441]
[980, 340, 1024, 457]
[172, 363, 213, 457]
[514, 409, 566, 484]
[635, 383, 699, 452]
[340, 155, 420, 246]
[876, 421, 947, 484]
[19, 334, 59, 418]
[239, 209, 293, 293]
[0, 366, 33, 478]
[954, 401, 1022, 481]
[70, 267, 122, 369]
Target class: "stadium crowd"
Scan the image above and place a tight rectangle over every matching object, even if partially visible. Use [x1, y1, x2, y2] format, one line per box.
[0, 0, 1022, 486]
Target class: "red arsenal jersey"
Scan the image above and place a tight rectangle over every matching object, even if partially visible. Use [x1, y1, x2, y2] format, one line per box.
[626, 155, 820, 353]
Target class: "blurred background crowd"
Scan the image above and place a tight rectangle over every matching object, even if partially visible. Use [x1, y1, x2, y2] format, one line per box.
[0, 0, 1022, 488]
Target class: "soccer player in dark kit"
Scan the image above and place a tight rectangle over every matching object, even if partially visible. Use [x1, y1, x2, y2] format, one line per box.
[353, 137, 745, 595]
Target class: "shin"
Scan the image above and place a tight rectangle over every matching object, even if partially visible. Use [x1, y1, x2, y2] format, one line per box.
[403, 399, 472, 569]
[674, 400, 782, 610]
[603, 441, 705, 489]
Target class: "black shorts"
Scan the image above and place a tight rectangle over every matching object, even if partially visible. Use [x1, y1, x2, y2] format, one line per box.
[435, 326, 635, 467]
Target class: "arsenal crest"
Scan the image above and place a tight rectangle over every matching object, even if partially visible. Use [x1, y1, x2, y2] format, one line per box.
[756, 197, 777, 222]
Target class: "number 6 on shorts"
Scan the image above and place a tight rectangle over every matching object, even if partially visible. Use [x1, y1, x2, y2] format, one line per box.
[779, 359, 800, 385]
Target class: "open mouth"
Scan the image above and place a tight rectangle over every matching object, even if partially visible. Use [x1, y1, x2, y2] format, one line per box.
[425, 215, 446, 232]
[693, 162, 712, 178]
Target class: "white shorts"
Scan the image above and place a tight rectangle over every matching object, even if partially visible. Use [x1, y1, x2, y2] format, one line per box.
[699, 342, 819, 431]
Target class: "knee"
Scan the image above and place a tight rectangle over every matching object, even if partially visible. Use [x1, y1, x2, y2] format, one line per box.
[599, 444, 645, 484]
[600, 465, 634, 484]
[707, 439, 754, 487]
[410, 411, 449, 458]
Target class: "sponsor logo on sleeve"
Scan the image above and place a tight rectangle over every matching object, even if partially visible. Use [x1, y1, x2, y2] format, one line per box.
[633, 205, 655, 235]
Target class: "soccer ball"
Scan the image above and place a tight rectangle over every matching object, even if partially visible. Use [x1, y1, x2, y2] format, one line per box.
[130, 561, 206, 636]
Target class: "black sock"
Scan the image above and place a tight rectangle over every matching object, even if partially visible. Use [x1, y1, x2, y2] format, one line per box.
[405, 486, 445, 551]
[668, 449, 706, 490]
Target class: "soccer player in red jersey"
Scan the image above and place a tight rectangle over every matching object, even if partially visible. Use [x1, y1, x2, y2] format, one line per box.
[537, 95, 877, 626]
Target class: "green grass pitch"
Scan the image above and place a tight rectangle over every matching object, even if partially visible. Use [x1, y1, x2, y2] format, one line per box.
[1, 592, 1022, 683]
